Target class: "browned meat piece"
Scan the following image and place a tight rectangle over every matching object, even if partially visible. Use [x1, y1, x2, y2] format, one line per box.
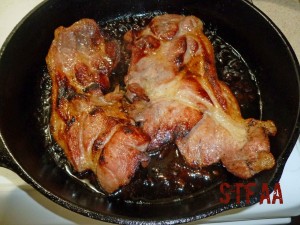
[177, 116, 276, 178]
[46, 19, 149, 193]
[124, 14, 276, 178]
[46, 18, 119, 95]
[96, 125, 149, 193]
[124, 15, 205, 149]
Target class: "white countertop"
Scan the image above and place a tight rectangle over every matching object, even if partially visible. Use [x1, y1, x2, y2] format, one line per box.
[0, 0, 300, 225]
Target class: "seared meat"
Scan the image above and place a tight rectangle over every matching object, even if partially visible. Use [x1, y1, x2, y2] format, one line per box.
[177, 116, 276, 178]
[124, 14, 204, 149]
[124, 14, 276, 178]
[46, 14, 277, 194]
[46, 19, 149, 193]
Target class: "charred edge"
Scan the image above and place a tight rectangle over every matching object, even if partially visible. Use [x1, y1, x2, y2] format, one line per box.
[56, 76, 79, 102]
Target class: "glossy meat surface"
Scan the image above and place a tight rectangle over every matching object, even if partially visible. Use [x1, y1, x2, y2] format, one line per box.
[124, 14, 276, 178]
[46, 19, 149, 193]
[124, 14, 205, 149]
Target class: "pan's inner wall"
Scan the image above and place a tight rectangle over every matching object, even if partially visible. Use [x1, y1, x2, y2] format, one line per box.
[0, 0, 298, 223]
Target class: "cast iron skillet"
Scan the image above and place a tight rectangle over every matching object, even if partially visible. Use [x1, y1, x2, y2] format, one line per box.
[0, 0, 299, 224]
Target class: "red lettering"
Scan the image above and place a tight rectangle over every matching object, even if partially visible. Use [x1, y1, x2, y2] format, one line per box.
[272, 183, 283, 204]
[245, 182, 256, 204]
[219, 182, 230, 204]
[235, 183, 245, 204]
[220, 182, 283, 205]
[260, 183, 271, 204]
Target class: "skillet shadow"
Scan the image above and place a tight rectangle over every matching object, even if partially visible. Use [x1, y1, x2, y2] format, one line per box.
[0, 168, 104, 224]
[7, 186, 248, 225]
[1, 186, 109, 225]
[254, 0, 300, 12]
[0, 168, 248, 225]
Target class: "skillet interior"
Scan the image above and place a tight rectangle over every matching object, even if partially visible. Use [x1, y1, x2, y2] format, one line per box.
[0, 0, 299, 224]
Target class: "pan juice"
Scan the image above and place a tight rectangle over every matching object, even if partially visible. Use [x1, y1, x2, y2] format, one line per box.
[37, 12, 261, 202]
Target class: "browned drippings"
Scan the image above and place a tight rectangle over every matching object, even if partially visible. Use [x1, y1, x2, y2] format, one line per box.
[37, 12, 261, 203]
[112, 143, 225, 202]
